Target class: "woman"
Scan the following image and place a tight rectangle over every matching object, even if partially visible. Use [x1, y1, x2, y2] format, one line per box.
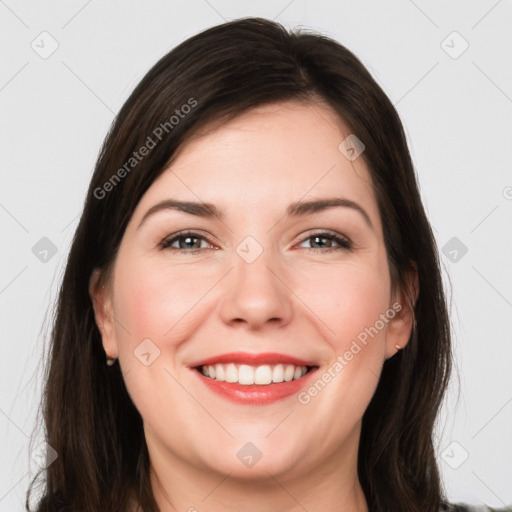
[26, 17, 503, 512]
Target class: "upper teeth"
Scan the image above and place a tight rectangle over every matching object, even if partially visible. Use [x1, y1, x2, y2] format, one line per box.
[200, 363, 308, 385]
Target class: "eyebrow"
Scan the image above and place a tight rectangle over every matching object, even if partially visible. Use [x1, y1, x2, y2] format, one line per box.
[137, 197, 373, 230]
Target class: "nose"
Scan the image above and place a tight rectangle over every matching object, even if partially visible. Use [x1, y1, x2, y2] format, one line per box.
[218, 249, 294, 331]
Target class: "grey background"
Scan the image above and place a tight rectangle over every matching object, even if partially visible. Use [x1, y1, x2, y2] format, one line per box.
[1, 1, 511, 510]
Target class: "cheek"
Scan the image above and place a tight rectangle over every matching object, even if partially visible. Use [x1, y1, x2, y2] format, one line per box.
[294, 257, 391, 356]
[111, 261, 212, 417]
[291, 262, 391, 426]
[114, 260, 217, 344]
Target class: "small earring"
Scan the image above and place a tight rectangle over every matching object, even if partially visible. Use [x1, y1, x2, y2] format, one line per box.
[395, 344, 402, 351]
[106, 355, 116, 366]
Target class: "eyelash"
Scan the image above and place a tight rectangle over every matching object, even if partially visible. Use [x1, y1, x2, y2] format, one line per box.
[159, 230, 352, 253]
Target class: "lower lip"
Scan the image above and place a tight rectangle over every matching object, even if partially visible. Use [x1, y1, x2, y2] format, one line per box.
[194, 368, 318, 405]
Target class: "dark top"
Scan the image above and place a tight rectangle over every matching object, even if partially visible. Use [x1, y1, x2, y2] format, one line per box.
[442, 504, 511, 511]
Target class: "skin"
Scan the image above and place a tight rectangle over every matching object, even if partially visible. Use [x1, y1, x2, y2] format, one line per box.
[90, 101, 417, 512]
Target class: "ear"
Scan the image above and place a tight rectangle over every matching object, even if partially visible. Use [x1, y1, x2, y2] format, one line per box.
[384, 262, 419, 359]
[89, 268, 118, 359]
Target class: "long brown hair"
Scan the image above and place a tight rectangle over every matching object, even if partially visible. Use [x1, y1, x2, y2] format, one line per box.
[27, 17, 452, 512]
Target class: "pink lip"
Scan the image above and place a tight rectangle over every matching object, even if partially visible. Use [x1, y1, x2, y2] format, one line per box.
[188, 351, 317, 368]
[188, 352, 319, 405]
[195, 370, 318, 405]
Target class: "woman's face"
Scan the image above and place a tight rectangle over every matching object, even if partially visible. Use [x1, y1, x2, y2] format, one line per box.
[91, 101, 414, 483]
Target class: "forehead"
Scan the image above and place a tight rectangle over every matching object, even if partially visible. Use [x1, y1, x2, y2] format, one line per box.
[136, 101, 378, 221]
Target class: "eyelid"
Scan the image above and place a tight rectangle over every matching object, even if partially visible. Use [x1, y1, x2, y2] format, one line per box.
[159, 229, 353, 252]
[294, 229, 352, 251]
[159, 229, 217, 250]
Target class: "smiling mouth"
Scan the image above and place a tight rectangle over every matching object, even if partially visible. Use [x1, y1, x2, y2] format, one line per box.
[195, 363, 317, 386]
